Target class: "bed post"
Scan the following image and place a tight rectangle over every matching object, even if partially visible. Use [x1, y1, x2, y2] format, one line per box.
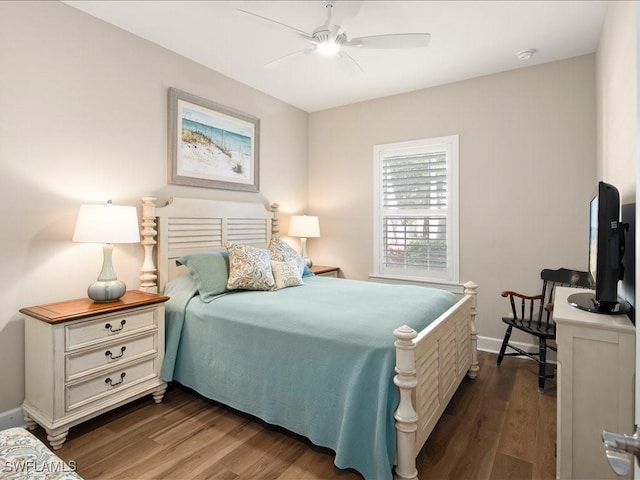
[270, 203, 280, 238]
[464, 281, 479, 379]
[394, 325, 419, 480]
[140, 196, 158, 293]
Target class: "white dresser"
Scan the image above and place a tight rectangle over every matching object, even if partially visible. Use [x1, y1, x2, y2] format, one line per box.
[554, 287, 635, 480]
[20, 291, 168, 449]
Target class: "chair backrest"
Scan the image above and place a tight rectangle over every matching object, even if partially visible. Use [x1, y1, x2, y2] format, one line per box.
[539, 268, 591, 325]
[501, 268, 590, 331]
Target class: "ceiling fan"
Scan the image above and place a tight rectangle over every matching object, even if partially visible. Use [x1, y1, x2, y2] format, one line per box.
[236, 1, 431, 71]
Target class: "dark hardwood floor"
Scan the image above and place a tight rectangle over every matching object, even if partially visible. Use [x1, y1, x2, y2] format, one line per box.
[36, 351, 556, 480]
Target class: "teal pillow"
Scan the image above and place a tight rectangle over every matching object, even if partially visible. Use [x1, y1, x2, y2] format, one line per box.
[176, 251, 230, 302]
[302, 264, 314, 277]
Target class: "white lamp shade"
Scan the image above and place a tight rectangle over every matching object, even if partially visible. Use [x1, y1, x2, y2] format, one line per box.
[73, 204, 140, 244]
[288, 215, 320, 238]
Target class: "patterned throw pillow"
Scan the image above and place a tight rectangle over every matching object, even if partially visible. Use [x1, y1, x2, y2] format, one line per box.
[271, 259, 304, 290]
[269, 236, 306, 276]
[225, 242, 275, 291]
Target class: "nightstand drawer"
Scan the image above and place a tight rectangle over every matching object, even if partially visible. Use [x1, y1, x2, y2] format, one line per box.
[66, 357, 158, 411]
[65, 309, 156, 350]
[66, 332, 158, 381]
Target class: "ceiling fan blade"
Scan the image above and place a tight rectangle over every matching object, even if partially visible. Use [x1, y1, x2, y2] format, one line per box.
[337, 50, 364, 73]
[264, 48, 316, 70]
[236, 8, 314, 41]
[331, 0, 364, 34]
[345, 33, 431, 49]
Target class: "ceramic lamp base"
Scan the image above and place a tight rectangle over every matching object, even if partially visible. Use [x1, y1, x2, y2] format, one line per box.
[87, 243, 127, 303]
[300, 237, 312, 267]
[88, 279, 127, 303]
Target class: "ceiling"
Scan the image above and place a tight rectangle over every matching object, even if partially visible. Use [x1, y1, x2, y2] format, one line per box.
[63, 0, 607, 112]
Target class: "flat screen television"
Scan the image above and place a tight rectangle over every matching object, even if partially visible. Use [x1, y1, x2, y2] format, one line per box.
[568, 181, 630, 314]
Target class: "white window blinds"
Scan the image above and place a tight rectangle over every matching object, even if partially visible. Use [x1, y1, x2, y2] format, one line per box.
[383, 216, 448, 271]
[373, 136, 459, 284]
[382, 152, 447, 209]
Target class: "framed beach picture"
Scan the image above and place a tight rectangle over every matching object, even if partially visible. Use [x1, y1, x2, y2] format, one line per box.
[168, 88, 260, 192]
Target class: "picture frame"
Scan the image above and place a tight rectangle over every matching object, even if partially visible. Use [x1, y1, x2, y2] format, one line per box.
[168, 87, 260, 192]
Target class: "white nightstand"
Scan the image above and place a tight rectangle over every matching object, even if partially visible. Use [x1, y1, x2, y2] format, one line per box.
[311, 265, 340, 278]
[20, 291, 169, 450]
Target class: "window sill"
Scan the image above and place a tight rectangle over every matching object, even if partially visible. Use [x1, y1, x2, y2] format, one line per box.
[368, 274, 465, 294]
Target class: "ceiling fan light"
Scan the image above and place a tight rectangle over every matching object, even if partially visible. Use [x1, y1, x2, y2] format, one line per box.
[317, 41, 340, 56]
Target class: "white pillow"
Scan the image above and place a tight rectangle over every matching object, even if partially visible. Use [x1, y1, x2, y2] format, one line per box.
[269, 236, 306, 276]
[225, 242, 275, 291]
[271, 259, 304, 290]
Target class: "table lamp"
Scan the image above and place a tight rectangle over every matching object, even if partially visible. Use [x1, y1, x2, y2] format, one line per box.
[73, 201, 141, 303]
[288, 215, 320, 266]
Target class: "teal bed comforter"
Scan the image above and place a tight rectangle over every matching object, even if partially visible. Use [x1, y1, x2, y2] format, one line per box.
[162, 275, 457, 480]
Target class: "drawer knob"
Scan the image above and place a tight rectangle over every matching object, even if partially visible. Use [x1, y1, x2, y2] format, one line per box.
[105, 346, 126, 360]
[105, 319, 126, 333]
[105, 372, 126, 387]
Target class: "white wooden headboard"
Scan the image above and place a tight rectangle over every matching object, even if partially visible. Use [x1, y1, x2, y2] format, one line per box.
[139, 196, 279, 293]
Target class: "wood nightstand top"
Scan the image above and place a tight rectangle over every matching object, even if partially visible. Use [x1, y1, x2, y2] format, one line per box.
[20, 291, 169, 324]
[311, 265, 340, 275]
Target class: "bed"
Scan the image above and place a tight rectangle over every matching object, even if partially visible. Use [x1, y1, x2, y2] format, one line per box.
[138, 196, 479, 480]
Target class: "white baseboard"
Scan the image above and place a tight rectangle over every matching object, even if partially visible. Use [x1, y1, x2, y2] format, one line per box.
[0, 407, 24, 430]
[478, 335, 557, 364]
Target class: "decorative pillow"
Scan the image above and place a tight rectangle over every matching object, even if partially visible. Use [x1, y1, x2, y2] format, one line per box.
[176, 251, 229, 302]
[269, 236, 306, 276]
[302, 264, 314, 278]
[271, 259, 304, 290]
[225, 242, 275, 291]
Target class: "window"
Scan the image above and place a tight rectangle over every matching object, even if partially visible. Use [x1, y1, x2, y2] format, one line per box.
[373, 135, 459, 286]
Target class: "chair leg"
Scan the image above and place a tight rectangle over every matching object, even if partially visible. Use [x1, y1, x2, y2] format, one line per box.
[497, 326, 513, 366]
[538, 338, 547, 393]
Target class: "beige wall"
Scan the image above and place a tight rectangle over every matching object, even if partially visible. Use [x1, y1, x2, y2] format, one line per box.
[3, 0, 631, 417]
[597, 0, 637, 203]
[596, 1, 637, 307]
[308, 56, 597, 346]
[0, 1, 308, 414]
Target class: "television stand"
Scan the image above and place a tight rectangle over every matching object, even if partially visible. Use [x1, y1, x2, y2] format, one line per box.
[555, 287, 635, 480]
[568, 291, 631, 315]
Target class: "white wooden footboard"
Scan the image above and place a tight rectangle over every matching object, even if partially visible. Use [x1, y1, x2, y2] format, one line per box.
[394, 281, 479, 480]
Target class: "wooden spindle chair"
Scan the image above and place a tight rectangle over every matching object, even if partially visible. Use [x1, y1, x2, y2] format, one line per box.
[497, 268, 591, 392]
